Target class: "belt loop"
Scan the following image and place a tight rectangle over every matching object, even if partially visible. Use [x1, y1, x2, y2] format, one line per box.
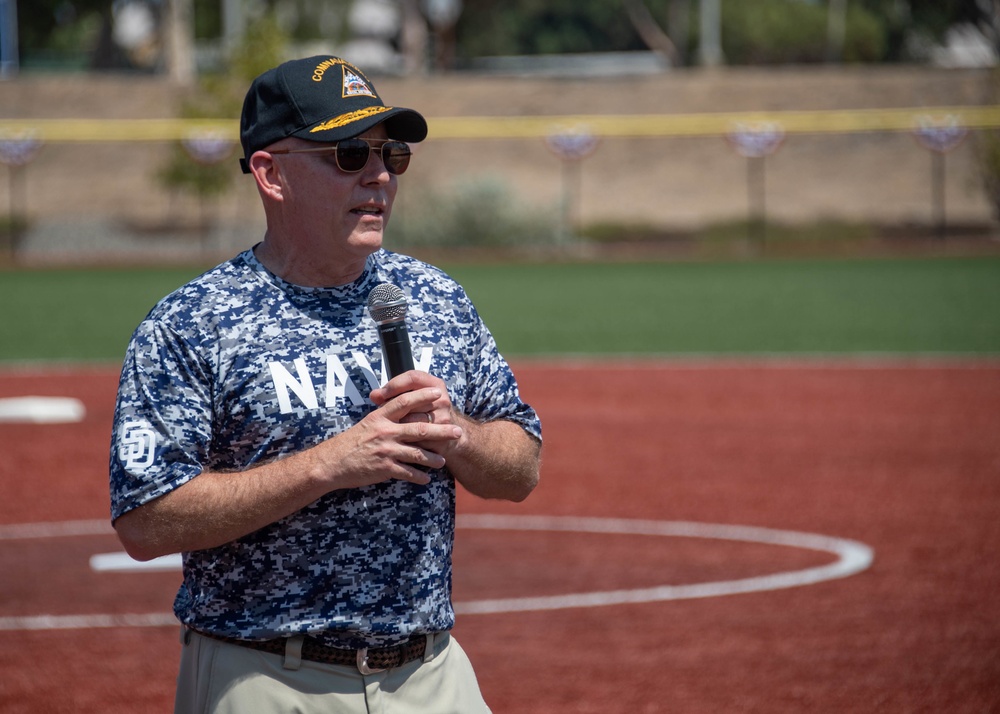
[423, 630, 448, 663]
[180, 626, 192, 645]
[283, 636, 305, 671]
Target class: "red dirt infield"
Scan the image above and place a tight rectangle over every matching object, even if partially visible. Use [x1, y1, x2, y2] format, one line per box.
[1, 361, 998, 713]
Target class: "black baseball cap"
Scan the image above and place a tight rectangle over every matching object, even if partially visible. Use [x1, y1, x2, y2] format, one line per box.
[239, 56, 428, 174]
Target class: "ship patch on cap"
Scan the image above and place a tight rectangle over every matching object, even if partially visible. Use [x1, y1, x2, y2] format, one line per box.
[343, 69, 377, 98]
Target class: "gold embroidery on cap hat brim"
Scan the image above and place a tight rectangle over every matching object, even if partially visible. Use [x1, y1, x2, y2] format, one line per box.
[309, 107, 393, 133]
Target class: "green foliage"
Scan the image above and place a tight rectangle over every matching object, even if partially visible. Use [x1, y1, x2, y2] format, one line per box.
[842, 4, 888, 62]
[388, 177, 564, 250]
[862, 0, 993, 47]
[722, 0, 822, 65]
[42, 10, 103, 56]
[155, 144, 234, 201]
[456, 0, 891, 65]
[976, 70, 1000, 222]
[182, 12, 289, 119]
[227, 13, 291, 85]
[978, 130, 1000, 222]
[455, 0, 651, 58]
[283, 0, 353, 44]
[0, 216, 31, 259]
[156, 13, 288, 207]
[720, 0, 885, 64]
[193, 0, 224, 39]
[16, 0, 108, 59]
[13, 0, 999, 71]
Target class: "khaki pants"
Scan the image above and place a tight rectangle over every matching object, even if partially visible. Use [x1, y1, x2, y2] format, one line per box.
[175, 629, 491, 714]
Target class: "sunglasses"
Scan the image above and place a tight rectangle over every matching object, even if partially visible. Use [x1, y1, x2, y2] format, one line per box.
[269, 139, 412, 175]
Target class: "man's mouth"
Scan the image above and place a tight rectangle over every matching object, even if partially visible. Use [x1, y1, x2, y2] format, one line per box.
[352, 206, 383, 216]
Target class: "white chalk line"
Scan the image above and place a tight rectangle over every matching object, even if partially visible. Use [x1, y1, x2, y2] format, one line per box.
[0, 515, 873, 632]
[0, 396, 86, 423]
[0, 613, 180, 631]
[452, 515, 873, 614]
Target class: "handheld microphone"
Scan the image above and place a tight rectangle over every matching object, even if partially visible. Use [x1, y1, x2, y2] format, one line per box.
[366, 282, 415, 379]
[367, 283, 431, 473]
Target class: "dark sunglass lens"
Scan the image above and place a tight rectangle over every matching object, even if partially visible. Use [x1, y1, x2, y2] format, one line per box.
[383, 143, 411, 175]
[336, 140, 371, 172]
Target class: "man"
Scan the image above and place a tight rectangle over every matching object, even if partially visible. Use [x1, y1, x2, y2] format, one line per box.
[109, 55, 542, 713]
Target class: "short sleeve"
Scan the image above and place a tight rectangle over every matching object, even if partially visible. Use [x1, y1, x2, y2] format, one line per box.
[109, 319, 214, 521]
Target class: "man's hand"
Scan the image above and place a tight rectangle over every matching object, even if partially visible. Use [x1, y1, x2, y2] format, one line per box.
[320, 383, 462, 486]
[370, 371, 460, 456]
[371, 371, 541, 502]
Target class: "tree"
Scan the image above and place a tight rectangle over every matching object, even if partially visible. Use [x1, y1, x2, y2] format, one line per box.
[716, 0, 884, 64]
[859, 0, 1000, 60]
[976, 68, 1000, 221]
[163, 0, 195, 84]
[622, 0, 682, 66]
[154, 11, 288, 247]
[453, 0, 655, 60]
[400, 0, 430, 74]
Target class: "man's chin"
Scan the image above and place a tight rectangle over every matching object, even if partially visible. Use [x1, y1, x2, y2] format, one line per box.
[345, 231, 384, 254]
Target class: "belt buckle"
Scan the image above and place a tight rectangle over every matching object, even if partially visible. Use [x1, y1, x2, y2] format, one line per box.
[356, 647, 386, 675]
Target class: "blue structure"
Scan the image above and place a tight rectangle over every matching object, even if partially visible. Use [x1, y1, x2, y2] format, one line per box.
[0, 0, 17, 79]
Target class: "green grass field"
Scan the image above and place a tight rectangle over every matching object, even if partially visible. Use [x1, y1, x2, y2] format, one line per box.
[1, 256, 998, 363]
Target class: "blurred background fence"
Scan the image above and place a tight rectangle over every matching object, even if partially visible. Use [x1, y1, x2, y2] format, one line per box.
[2, 0, 1000, 265]
[2, 66, 999, 265]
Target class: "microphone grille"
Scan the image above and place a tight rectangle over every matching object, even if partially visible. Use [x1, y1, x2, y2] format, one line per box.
[367, 283, 408, 323]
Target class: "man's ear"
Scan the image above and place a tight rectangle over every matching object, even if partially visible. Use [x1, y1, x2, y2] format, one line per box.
[249, 151, 283, 200]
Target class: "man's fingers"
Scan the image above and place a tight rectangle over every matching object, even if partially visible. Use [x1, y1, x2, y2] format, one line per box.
[401, 410, 434, 425]
[398, 464, 433, 485]
[402, 421, 463, 443]
[370, 370, 441, 406]
[378, 387, 442, 420]
[392, 444, 448, 483]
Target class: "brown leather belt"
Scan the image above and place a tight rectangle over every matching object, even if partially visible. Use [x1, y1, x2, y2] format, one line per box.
[193, 629, 428, 674]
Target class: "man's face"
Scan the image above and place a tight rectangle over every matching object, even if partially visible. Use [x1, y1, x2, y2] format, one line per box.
[271, 124, 398, 262]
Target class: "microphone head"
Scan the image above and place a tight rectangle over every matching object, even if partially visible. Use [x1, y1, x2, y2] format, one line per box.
[367, 283, 408, 324]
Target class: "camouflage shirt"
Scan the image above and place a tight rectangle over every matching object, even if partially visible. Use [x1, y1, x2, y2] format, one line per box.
[110, 247, 541, 648]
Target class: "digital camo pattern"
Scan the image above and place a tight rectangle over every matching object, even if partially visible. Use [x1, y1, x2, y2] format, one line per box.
[110, 247, 541, 648]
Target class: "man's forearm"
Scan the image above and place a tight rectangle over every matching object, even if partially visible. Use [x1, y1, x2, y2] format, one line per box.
[113, 452, 332, 561]
[447, 416, 541, 502]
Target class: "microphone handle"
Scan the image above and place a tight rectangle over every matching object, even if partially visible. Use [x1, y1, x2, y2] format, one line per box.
[377, 320, 415, 379]
[376, 319, 429, 473]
